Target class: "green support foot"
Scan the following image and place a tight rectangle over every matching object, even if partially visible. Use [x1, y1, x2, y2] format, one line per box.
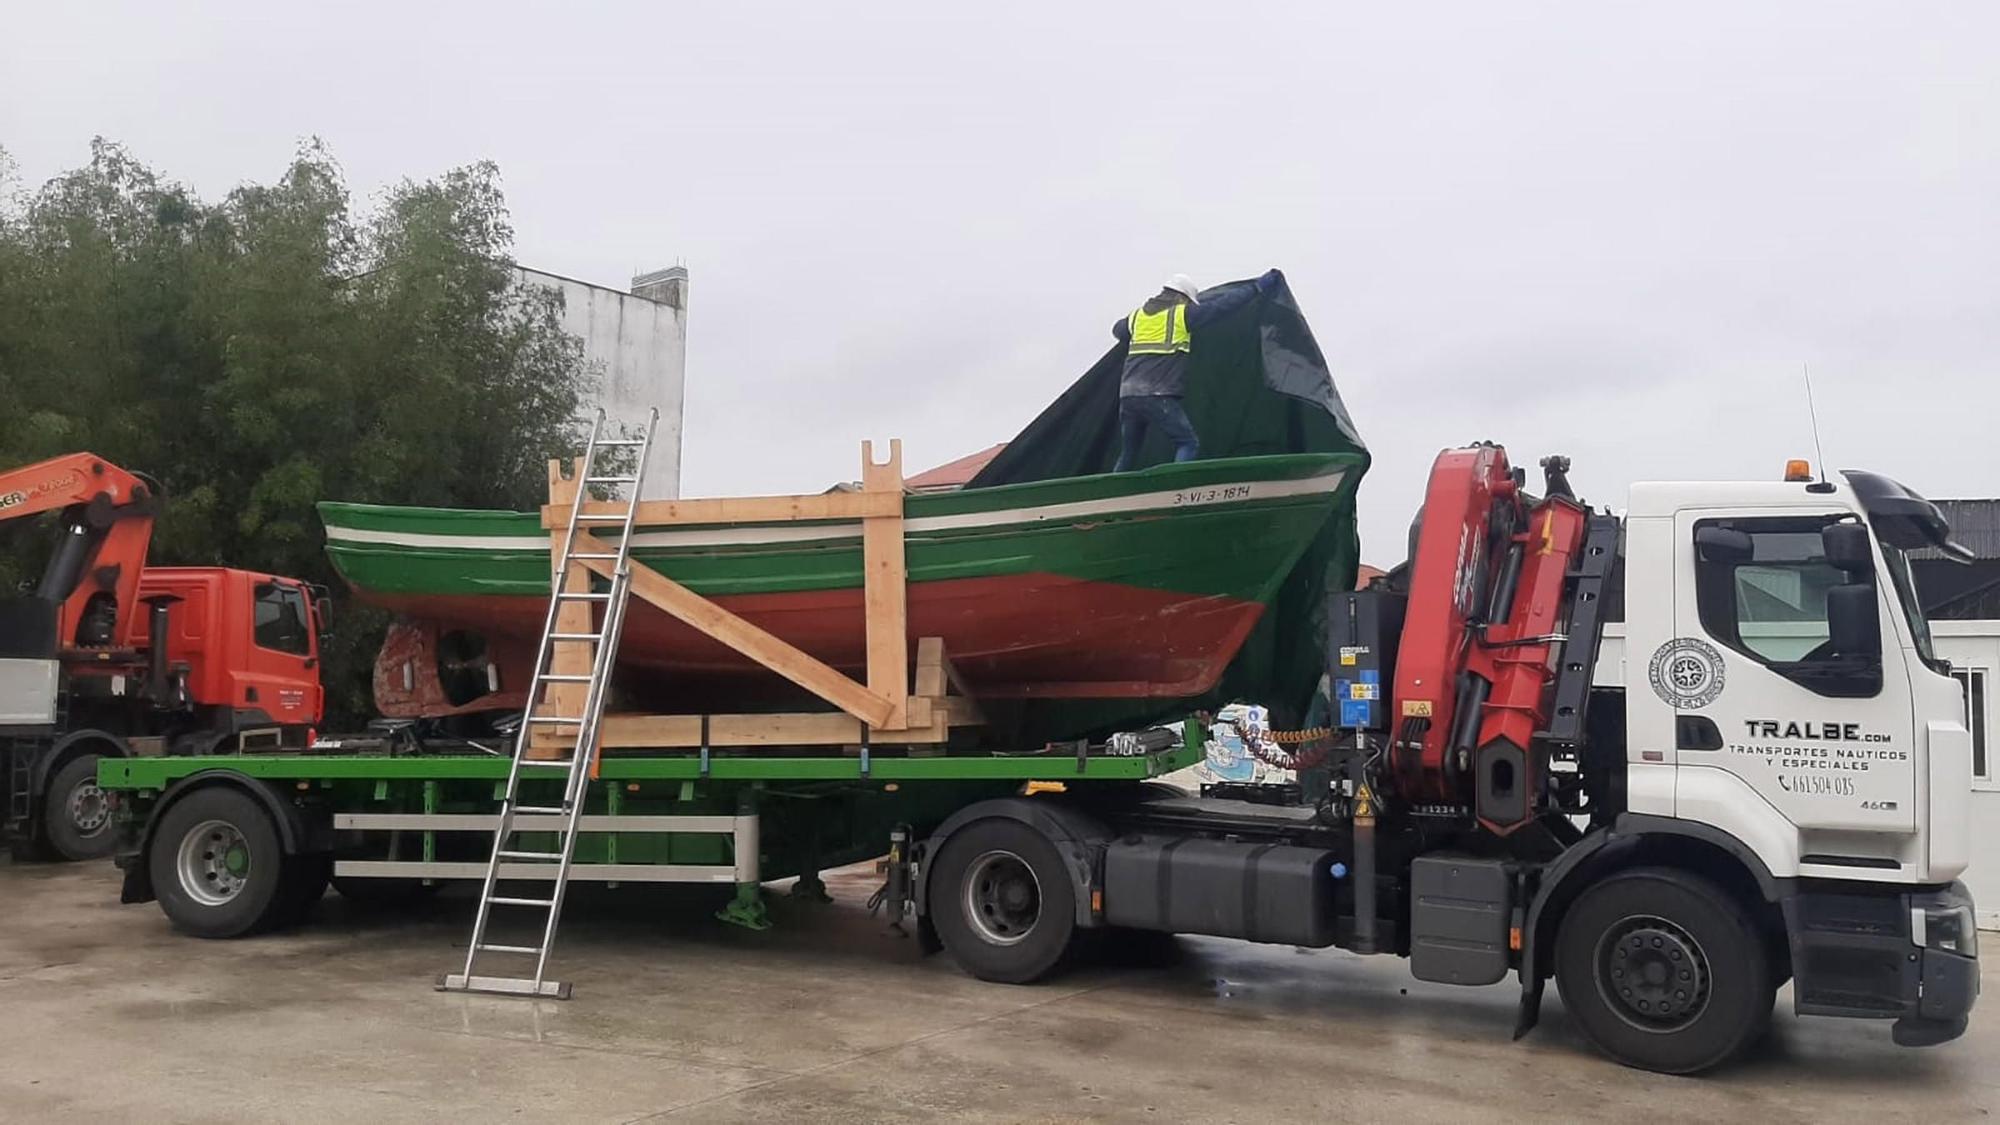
[716, 885, 771, 931]
[789, 870, 833, 904]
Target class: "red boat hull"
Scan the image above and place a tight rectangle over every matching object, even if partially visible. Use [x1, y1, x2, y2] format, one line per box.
[372, 571, 1267, 718]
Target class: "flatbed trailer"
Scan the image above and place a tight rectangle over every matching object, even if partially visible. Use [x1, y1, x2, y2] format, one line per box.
[96, 442, 1984, 1075]
[101, 732, 1203, 933]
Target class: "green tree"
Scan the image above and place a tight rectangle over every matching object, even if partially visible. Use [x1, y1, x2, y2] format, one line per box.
[0, 139, 596, 723]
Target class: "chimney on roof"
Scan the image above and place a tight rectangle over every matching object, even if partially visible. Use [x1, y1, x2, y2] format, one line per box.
[631, 265, 689, 310]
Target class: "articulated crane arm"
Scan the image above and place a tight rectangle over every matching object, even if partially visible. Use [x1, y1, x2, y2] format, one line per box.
[0, 453, 160, 651]
[1388, 445, 1618, 835]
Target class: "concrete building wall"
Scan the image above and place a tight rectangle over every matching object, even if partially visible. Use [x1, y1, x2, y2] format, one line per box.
[514, 265, 688, 498]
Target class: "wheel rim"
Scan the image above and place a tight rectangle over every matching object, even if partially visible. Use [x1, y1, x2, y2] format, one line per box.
[67, 779, 110, 836]
[962, 849, 1041, 946]
[1594, 913, 1712, 1032]
[176, 819, 253, 907]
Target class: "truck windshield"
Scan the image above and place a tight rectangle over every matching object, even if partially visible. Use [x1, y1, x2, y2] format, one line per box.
[1878, 542, 1942, 673]
[1842, 468, 1960, 676]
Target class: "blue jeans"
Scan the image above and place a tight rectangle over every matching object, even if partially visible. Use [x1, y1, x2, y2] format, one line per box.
[1113, 395, 1200, 472]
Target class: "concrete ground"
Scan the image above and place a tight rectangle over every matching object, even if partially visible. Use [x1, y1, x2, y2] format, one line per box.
[0, 857, 1992, 1124]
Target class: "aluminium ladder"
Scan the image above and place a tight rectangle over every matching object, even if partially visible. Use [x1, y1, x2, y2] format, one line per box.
[436, 407, 658, 999]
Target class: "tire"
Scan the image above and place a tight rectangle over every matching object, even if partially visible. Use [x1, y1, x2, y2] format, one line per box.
[148, 787, 291, 938]
[44, 754, 118, 862]
[929, 818, 1079, 984]
[1554, 866, 1775, 1074]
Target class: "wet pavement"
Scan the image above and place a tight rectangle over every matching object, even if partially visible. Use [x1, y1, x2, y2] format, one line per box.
[0, 857, 1992, 1123]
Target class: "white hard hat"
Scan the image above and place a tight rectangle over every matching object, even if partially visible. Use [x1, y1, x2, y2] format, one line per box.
[1164, 273, 1201, 303]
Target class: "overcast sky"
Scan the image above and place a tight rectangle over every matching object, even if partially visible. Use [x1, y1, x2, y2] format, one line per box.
[5, 2, 1996, 560]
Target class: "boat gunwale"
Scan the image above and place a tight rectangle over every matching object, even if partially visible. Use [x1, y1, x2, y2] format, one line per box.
[318, 451, 1364, 547]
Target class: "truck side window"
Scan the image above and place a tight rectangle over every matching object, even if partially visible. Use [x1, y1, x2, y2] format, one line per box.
[1694, 517, 1882, 698]
[253, 582, 311, 656]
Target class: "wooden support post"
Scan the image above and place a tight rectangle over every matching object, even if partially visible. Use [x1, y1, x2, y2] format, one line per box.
[861, 440, 909, 731]
[916, 636, 983, 727]
[535, 457, 592, 760]
[914, 636, 946, 699]
[910, 637, 946, 754]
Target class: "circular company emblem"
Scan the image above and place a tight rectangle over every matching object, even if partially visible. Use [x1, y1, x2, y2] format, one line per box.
[1648, 638, 1727, 709]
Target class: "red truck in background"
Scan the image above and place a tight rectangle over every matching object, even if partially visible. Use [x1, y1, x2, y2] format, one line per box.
[0, 453, 327, 859]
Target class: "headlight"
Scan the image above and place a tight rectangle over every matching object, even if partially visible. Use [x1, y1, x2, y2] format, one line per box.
[1917, 902, 1979, 958]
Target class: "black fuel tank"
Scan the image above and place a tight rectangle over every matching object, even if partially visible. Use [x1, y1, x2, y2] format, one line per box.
[1101, 836, 1339, 948]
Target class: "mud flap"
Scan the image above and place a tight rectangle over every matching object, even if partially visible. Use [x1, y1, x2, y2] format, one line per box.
[1513, 971, 1545, 1039]
[118, 855, 155, 904]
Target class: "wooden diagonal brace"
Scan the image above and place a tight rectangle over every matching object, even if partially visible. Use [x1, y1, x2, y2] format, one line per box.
[569, 531, 898, 729]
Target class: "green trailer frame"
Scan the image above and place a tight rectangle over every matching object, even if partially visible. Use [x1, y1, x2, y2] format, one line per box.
[100, 739, 1199, 786]
[99, 725, 1205, 931]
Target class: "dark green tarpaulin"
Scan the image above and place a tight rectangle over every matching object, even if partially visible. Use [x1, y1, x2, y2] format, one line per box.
[967, 271, 1369, 740]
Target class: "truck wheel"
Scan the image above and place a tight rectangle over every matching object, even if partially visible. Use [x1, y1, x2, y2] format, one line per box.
[1554, 866, 1774, 1074]
[148, 787, 290, 938]
[930, 818, 1078, 984]
[44, 754, 118, 861]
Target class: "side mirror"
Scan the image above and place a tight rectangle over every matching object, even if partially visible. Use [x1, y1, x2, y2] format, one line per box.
[1827, 584, 1881, 658]
[315, 595, 335, 638]
[1696, 526, 1754, 564]
[1822, 522, 1874, 574]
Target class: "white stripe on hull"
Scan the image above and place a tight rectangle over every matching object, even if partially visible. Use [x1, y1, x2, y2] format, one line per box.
[324, 470, 1347, 554]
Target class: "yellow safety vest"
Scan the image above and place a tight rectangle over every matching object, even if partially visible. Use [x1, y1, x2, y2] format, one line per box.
[1126, 304, 1191, 356]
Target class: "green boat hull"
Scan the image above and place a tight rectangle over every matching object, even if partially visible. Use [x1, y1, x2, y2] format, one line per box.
[319, 454, 1362, 711]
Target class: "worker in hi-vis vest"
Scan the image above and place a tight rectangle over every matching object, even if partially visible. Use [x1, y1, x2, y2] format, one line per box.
[1109, 270, 1279, 471]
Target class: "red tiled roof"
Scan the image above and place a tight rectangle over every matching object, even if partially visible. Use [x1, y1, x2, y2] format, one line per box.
[1355, 564, 1387, 590]
[906, 443, 1007, 490]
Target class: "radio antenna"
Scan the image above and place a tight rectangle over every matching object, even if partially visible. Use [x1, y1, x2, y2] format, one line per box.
[1801, 362, 1830, 483]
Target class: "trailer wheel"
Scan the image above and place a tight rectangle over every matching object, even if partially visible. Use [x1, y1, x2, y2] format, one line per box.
[148, 787, 290, 938]
[930, 818, 1078, 984]
[43, 754, 118, 861]
[1554, 866, 1774, 1074]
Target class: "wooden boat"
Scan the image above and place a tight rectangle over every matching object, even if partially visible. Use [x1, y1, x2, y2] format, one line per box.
[319, 452, 1363, 717]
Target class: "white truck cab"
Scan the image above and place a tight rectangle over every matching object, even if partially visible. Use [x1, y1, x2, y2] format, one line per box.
[1601, 467, 1979, 1047]
[1622, 470, 1975, 885]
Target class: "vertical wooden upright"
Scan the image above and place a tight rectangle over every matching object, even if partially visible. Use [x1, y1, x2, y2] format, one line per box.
[539, 457, 592, 759]
[860, 440, 909, 731]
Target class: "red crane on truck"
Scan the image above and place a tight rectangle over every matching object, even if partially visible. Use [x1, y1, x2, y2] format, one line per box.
[0, 453, 329, 860]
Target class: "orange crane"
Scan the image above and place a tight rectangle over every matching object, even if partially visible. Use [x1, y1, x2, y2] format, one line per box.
[0, 453, 328, 860]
